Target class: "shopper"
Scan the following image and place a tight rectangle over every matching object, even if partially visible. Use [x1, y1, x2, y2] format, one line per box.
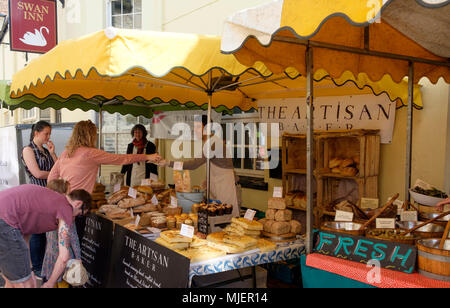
[121, 124, 158, 187]
[21, 120, 57, 278]
[0, 184, 91, 288]
[48, 120, 161, 241]
[42, 179, 80, 288]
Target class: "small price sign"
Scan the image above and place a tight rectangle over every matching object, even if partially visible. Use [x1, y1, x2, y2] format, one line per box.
[273, 187, 283, 198]
[244, 209, 256, 221]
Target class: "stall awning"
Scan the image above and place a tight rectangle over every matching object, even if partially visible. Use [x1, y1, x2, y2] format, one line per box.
[221, 0, 450, 84]
[9, 28, 422, 113]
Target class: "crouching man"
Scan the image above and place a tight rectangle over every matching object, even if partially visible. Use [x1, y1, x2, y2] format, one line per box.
[0, 184, 91, 288]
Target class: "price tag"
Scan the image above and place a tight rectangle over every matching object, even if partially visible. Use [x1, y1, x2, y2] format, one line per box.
[390, 198, 405, 215]
[141, 179, 152, 186]
[376, 218, 396, 229]
[134, 215, 141, 227]
[273, 187, 283, 198]
[150, 173, 158, 181]
[113, 184, 121, 193]
[128, 187, 137, 199]
[335, 210, 354, 222]
[130, 208, 134, 218]
[360, 198, 379, 210]
[174, 162, 183, 171]
[244, 209, 256, 221]
[170, 196, 178, 208]
[401, 211, 418, 222]
[151, 194, 159, 205]
[180, 224, 195, 238]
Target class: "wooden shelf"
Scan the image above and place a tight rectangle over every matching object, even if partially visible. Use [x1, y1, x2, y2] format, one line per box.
[315, 172, 361, 180]
[287, 205, 306, 211]
[285, 168, 307, 175]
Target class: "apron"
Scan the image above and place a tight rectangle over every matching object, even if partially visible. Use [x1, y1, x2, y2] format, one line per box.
[210, 162, 239, 217]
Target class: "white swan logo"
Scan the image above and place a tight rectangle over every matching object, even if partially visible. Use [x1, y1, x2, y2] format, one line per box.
[19, 26, 49, 47]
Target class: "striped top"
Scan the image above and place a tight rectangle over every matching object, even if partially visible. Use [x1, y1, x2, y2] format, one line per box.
[22, 141, 55, 187]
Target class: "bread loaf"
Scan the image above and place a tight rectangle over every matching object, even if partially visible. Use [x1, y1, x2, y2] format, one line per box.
[275, 209, 293, 222]
[339, 158, 354, 168]
[293, 193, 306, 209]
[107, 190, 128, 204]
[340, 167, 358, 177]
[329, 158, 343, 169]
[263, 220, 276, 233]
[290, 220, 302, 234]
[268, 197, 286, 210]
[285, 193, 296, 207]
[270, 222, 291, 235]
[266, 209, 277, 220]
[118, 196, 146, 209]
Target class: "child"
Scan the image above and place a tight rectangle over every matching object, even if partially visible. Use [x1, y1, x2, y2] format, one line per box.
[42, 179, 82, 288]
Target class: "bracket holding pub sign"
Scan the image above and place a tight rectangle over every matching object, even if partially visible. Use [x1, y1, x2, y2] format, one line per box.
[9, 0, 58, 53]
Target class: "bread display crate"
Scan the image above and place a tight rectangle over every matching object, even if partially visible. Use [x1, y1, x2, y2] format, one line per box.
[315, 130, 380, 223]
[281, 133, 318, 211]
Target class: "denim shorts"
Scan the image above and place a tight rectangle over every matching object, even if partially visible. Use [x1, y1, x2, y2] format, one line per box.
[0, 219, 32, 284]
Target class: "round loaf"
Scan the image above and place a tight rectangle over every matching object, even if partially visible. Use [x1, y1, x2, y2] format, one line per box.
[263, 220, 276, 233]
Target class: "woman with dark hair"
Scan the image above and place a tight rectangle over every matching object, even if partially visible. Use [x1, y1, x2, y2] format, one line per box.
[121, 124, 158, 186]
[21, 120, 57, 278]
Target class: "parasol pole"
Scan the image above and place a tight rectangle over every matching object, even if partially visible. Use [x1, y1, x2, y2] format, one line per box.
[405, 62, 414, 201]
[206, 72, 212, 203]
[306, 45, 314, 254]
[98, 104, 103, 177]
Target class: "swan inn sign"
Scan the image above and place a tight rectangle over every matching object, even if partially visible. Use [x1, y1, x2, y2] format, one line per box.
[9, 0, 57, 53]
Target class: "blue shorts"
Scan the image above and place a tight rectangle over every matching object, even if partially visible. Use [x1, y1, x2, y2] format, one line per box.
[0, 219, 32, 284]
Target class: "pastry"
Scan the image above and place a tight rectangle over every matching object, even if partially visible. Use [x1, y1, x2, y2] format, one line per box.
[206, 234, 246, 254]
[167, 216, 176, 229]
[268, 198, 287, 210]
[177, 246, 226, 263]
[329, 157, 343, 169]
[339, 158, 354, 169]
[340, 167, 358, 177]
[190, 236, 208, 248]
[155, 237, 189, 250]
[231, 217, 263, 231]
[275, 209, 293, 222]
[160, 230, 192, 243]
[256, 238, 277, 253]
[224, 204, 233, 214]
[223, 234, 257, 249]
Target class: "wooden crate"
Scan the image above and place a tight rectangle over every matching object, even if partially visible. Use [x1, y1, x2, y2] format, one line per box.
[316, 129, 380, 178]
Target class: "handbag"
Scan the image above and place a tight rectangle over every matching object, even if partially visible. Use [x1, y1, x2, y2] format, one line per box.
[63, 259, 89, 287]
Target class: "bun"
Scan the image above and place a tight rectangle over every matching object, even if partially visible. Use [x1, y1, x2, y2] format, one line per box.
[329, 158, 343, 169]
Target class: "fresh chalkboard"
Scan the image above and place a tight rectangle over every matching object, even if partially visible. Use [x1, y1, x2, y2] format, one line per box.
[198, 208, 209, 235]
[314, 230, 417, 273]
[80, 213, 114, 288]
[108, 224, 190, 288]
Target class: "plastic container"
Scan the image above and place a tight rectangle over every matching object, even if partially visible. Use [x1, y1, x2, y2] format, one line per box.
[409, 189, 445, 206]
[176, 191, 205, 213]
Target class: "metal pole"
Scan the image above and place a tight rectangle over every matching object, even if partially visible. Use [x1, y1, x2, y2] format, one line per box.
[405, 62, 414, 201]
[206, 72, 212, 203]
[98, 106, 103, 177]
[306, 46, 314, 254]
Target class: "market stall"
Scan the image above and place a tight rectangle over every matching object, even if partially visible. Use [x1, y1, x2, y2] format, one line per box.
[220, 0, 450, 286]
[6, 27, 431, 288]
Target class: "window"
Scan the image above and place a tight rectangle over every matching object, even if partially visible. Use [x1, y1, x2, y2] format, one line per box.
[221, 113, 267, 178]
[110, 0, 142, 29]
[102, 112, 152, 154]
[39, 108, 52, 122]
[22, 108, 37, 121]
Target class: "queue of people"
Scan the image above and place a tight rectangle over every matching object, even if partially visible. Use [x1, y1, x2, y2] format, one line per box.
[0, 118, 243, 288]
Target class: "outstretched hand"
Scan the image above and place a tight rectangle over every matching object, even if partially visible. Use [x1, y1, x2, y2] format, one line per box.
[146, 153, 162, 164]
[436, 197, 450, 212]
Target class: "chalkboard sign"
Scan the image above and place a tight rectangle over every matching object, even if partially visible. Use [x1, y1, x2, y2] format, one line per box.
[108, 225, 190, 288]
[80, 213, 113, 288]
[314, 230, 417, 273]
[198, 208, 209, 235]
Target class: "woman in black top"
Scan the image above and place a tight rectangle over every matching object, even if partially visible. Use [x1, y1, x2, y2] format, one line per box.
[21, 121, 57, 278]
[121, 124, 158, 186]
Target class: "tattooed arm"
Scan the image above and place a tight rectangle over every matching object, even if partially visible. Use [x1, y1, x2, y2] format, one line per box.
[41, 220, 71, 288]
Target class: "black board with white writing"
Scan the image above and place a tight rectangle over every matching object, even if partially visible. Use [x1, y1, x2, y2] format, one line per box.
[108, 224, 190, 288]
[198, 208, 209, 235]
[314, 230, 417, 273]
[80, 213, 114, 288]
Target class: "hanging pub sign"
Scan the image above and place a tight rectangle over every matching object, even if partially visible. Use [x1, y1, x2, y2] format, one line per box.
[9, 0, 58, 53]
[257, 95, 396, 144]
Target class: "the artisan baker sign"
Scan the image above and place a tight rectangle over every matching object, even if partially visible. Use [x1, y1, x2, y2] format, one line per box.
[108, 225, 190, 288]
[258, 95, 396, 144]
[80, 214, 113, 288]
[9, 0, 58, 53]
[314, 230, 417, 273]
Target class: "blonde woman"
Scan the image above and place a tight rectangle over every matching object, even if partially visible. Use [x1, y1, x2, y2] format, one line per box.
[48, 120, 161, 193]
[48, 120, 161, 242]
